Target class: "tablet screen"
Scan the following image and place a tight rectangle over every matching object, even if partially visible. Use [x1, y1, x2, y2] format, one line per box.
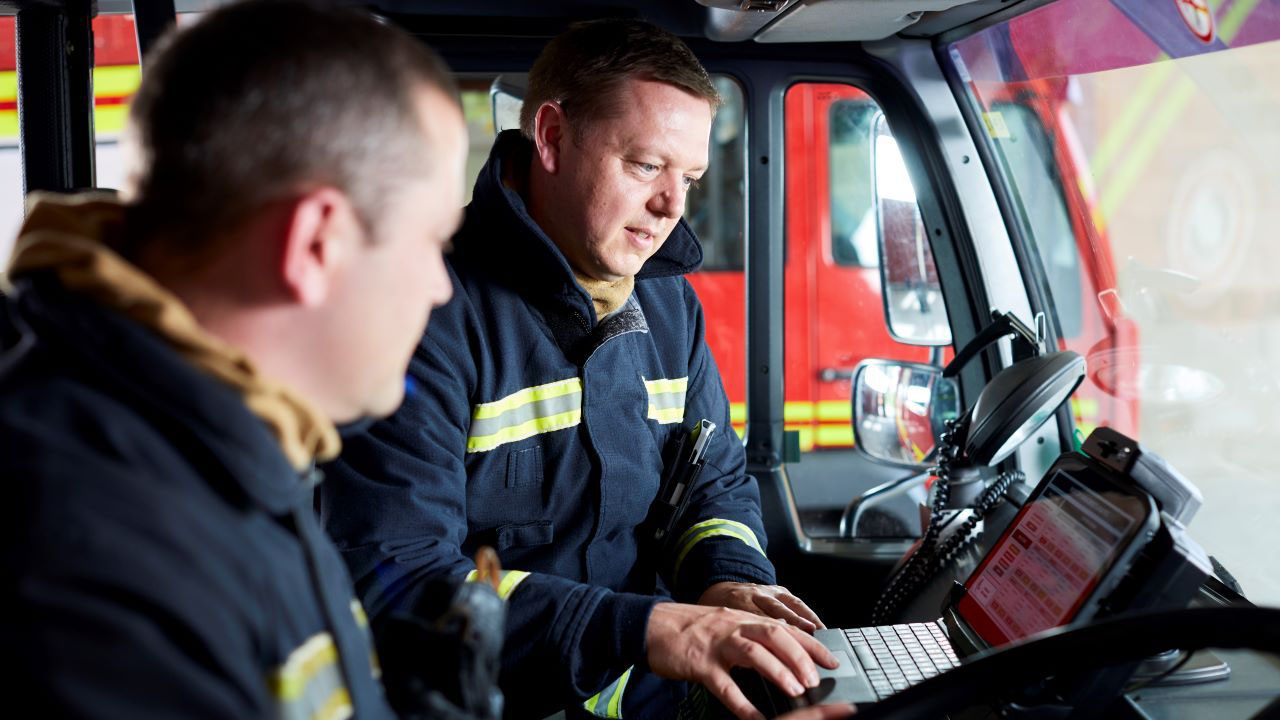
[956, 467, 1151, 647]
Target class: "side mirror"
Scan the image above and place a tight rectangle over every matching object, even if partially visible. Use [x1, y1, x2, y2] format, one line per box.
[851, 359, 960, 468]
[489, 74, 527, 134]
[873, 114, 952, 346]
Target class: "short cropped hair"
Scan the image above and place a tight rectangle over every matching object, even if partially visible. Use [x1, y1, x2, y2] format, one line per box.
[123, 0, 459, 248]
[519, 18, 719, 141]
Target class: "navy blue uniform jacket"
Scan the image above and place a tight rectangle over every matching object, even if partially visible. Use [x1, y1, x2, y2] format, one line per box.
[320, 131, 777, 718]
[0, 274, 392, 719]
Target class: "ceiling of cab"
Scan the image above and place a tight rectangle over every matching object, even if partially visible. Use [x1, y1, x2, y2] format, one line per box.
[60, 0, 1029, 42]
[752, 0, 987, 42]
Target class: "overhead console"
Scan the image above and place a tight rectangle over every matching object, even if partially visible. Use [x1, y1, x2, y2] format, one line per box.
[695, 0, 1011, 43]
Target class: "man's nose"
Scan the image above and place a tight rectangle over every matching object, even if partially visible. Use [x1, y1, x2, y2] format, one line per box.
[648, 175, 685, 219]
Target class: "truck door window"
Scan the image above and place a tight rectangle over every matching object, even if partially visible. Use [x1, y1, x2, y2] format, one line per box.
[782, 82, 946, 466]
[683, 76, 747, 438]
[1, 17, 17, 259]
[948, 0, 1280, 606]
[0, 14, 143, 259]
[87, 14, 142, 193]
[829, 100, 879, 268]
[990, 102, 1083, 339]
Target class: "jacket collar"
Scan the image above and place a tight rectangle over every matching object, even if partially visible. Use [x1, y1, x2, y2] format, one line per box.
[456, 131, 704, 307]
[6, 275, 312, 514]
[5, 194, 341, 473]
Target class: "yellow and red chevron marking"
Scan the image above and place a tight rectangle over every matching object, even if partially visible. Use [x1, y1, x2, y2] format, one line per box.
[0, 64, 141, 141]
[728, 401, 855, 451]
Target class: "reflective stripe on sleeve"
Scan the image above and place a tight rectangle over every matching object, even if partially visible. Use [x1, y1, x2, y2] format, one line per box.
[268, 632, 354, 720]
[644, 376, 687, 425]
[671, 518, 765, 582]
[467, 378, 583, 453]
[583, 666, 633, 718]
[464, 568, 532, 601]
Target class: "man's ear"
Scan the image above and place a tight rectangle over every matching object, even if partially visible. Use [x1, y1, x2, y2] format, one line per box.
[279, 187, 354, 307]
[532, 100, 568, 175]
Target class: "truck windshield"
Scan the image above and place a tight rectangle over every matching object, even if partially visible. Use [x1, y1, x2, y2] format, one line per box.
[947, 0, 1280, 605]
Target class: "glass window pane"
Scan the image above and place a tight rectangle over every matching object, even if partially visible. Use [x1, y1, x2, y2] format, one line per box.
[829, 99, 879, 268]
[783, 82, 948, 469]
[948, 0, 1280, 605]
[1, 16, 19, 261]
[685, 76, 747, 439]
[457, 76, 500, 206]
[93, 14, 142, 193]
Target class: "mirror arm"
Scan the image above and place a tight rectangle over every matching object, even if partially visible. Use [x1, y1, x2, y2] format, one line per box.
[839, 465, 935, 538]
[942, 310, 1040, 379]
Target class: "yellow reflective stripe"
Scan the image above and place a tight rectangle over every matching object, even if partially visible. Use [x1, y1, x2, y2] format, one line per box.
[675, 518, 762, 551]
[729, 402, 746, 423]
[673, 529, 757, 581]
[644, 376, 687, 425]
[784, 424, 814, 452]
[1069, 397, 1098, 420]
[473, 377, 581, 420]
[607, 666, 632, 718]
[467, 409, 581, 453]
[783, 401, 812, 422]
[464, 569, 532, 601]
[269, 633, 340, 701]
[496, 570, 531, 599]
[643, 377, 688, 396]
[313, 687, 354, 720]
[671, 518, 764, 581]
[94, 64, 141, 98]
[647, 406, 684, 424]
[816, 401, 850, 422]
[583, 666, 633, 718]
[349, 599, 368, 628]
[815, 425, 854, 447]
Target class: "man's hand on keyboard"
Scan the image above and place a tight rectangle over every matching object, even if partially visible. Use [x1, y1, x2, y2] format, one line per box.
[646, 602, 839, 720]
[699, 581, 826, 634]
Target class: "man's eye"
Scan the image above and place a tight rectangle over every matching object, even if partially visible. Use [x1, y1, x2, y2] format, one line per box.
[634, 162, 659, 174]
[683, 176, 700, 190]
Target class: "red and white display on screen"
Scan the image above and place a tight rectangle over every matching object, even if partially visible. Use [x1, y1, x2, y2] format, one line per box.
[957, 471, 1143, 647]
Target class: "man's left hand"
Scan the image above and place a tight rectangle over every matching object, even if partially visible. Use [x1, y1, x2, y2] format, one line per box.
[698, 582, 825, 634]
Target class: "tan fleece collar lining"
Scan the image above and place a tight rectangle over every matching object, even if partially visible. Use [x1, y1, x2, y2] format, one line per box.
[6, 193, 341, 471]
[573, 272, 634, 320]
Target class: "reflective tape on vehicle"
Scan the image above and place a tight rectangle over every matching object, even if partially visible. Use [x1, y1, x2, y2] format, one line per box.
[467, 378, 582, 453]
[644, 376, 688, 425]
[464, 568, 532, 601]
[671, 518, 764, 581]
[583, 666, 633, 718]
[268, 632, 353, 720]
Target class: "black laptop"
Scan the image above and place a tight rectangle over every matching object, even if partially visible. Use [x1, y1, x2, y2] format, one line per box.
[741, 448, 1209, 714]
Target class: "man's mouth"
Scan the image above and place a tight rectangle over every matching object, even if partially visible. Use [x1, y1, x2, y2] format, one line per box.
[626, 226, 657, 244]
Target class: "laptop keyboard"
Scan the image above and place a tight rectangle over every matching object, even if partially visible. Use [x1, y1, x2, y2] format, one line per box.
[844, 622, 960, 700]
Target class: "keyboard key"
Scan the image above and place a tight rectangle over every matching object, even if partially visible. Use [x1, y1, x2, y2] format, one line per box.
[851, 643, 879, 669]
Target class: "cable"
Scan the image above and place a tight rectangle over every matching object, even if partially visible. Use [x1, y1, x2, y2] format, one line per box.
[870, 419, 1023, 625]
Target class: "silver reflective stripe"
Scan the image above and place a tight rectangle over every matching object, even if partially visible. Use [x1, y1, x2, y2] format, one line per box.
[467, 378, 583, 453]
[464, 568, 532, 600]
[583, 666, 633, 718]
[269, 632, 353, 720]
[644, 377, 687, 425]
[671, 518, 765, 582]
